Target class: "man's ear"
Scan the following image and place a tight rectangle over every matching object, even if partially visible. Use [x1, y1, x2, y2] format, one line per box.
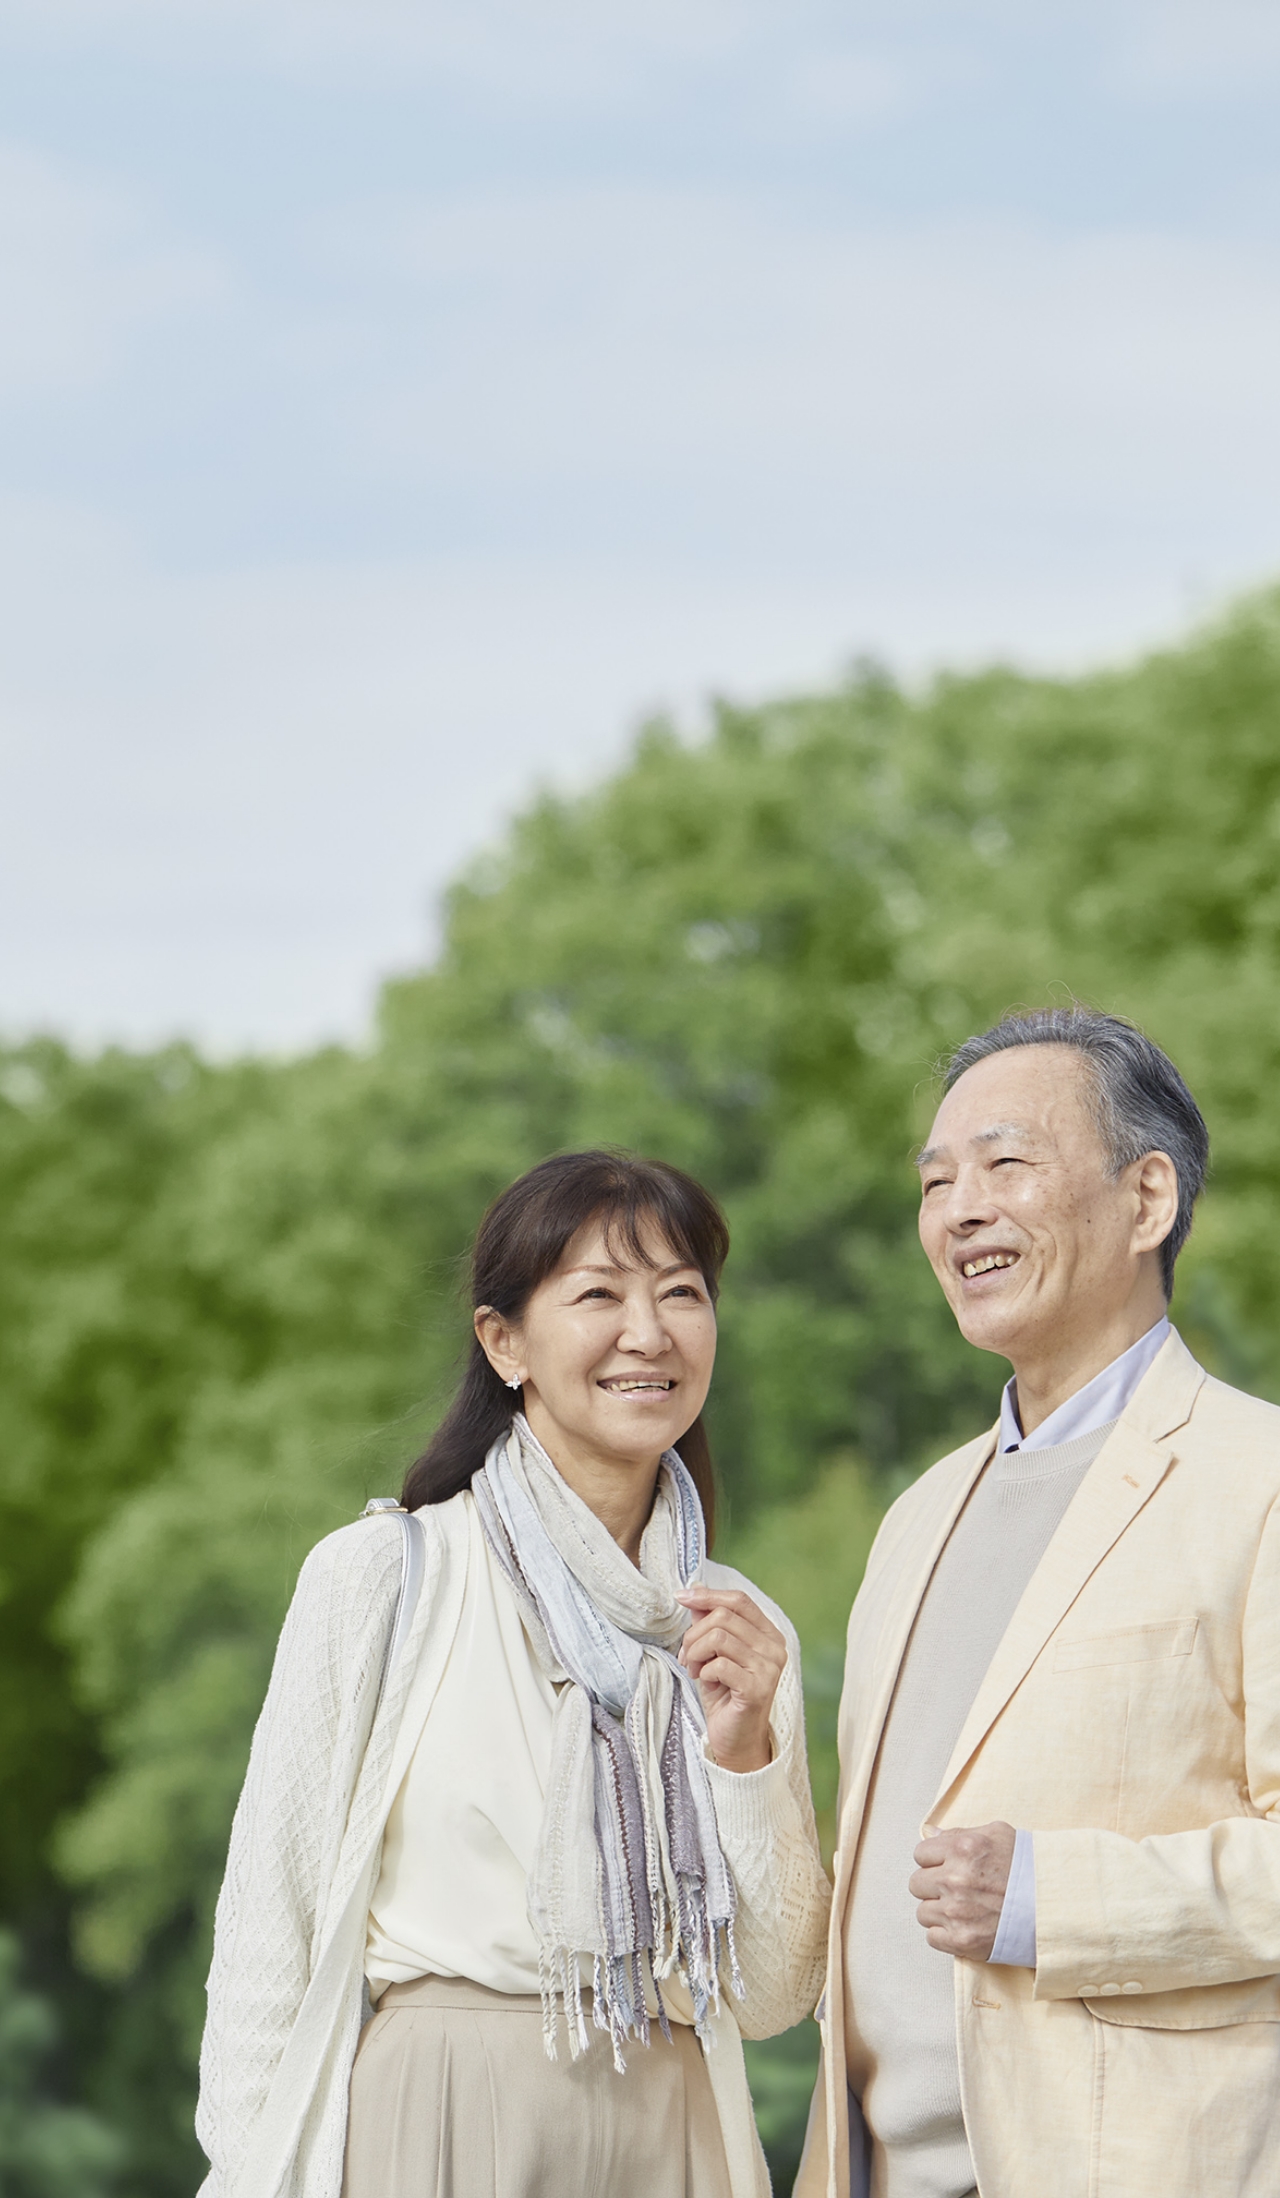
[1132, 1150, 1179, 1256]
[475, 1305, 524, 1386]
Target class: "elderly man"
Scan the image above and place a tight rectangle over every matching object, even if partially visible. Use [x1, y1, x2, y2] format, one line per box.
[796, 1005, 1280, 2198]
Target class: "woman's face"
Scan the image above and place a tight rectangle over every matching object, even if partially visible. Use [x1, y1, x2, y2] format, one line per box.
[481, 1213, 717, 1477]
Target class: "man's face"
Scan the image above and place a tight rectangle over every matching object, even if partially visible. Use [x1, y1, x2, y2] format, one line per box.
[917, 1045, 1147, 1365]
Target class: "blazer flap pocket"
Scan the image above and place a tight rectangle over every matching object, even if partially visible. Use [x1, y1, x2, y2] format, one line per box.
[1054, 1618, 1198, 1671]
[1089, 1972, 1280, 2031]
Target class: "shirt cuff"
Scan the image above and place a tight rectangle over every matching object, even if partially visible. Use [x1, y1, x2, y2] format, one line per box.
[988, 1828, 1036, 1967]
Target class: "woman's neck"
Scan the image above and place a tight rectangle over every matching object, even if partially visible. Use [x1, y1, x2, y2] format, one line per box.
[520, 1405, 661, 1565]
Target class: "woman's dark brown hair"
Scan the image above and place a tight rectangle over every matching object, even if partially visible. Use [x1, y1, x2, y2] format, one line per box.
[401, 1149, 729, 1540]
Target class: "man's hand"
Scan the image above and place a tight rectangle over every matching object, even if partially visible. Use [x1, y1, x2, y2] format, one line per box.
[676, 1586, 787, 1773]
[909, 1821, 1016, 1960]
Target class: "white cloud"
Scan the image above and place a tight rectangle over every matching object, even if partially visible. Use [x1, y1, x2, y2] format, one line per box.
[319, 186, 1280, 544]
[0, 498, 856, 1050]
[4, 178, 1280, 1049]
[1, 2, 1279, 1049]
[0, 486, 1219, 1054]
[0, 0, 948, 123]
[1111, 1, 1280, 96]
[7, 0, 1278, 108]
[0, 144, 226, 400]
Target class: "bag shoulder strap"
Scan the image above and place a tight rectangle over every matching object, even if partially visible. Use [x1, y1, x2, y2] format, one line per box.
[360, 1498, 427, 1701]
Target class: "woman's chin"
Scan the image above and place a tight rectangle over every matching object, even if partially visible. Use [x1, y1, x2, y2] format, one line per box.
[586, 1408, 687, 1468]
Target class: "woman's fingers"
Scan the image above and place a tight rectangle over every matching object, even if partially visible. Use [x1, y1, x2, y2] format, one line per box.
[689, 1654, 771, 1697]
[676, 1590, 788, 1773]
[681, 1643, 785, 1704]
[681, 1628, 784, 1695]
[678, 1587, 776, 1624]
[677, 1589, 786, 1670]
[680, 1608, 778, 1661]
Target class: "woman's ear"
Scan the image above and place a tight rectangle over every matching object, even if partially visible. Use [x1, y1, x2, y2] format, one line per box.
[475, 1305, 525, 1387]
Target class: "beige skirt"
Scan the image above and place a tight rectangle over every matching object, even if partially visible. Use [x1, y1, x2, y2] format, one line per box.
[342, 1974, 734, 2198]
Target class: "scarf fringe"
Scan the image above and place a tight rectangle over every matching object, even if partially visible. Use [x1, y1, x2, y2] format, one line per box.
[539, 1945, 590, 2063]
[541, 1911, 742, 2072]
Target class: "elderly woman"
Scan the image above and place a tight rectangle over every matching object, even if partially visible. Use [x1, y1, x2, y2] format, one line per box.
[197, 1150, 830, 2198]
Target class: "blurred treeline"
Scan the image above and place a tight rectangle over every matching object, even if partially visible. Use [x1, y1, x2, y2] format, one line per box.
[3, 590, 1280, 2194]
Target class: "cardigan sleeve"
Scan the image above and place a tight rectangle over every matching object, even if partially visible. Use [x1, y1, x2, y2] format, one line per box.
[195, 1519, 404, 2195]
[701, 1569, 832, 2040]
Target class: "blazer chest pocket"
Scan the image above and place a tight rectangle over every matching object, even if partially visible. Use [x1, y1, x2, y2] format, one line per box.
[1053, 1618, 1198, 1671]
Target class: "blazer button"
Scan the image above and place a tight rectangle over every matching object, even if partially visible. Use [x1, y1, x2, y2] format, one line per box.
[1099, 1983, 1122, 1996]
[1120, 1982, 1143, 1994]
[1080, 1985, 1100, 1996]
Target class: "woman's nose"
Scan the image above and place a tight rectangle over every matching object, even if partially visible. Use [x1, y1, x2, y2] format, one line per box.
[619, 1299, 669, 1353]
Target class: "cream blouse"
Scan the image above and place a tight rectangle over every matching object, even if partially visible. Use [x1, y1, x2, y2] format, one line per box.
[365, 1494, 559, 2001]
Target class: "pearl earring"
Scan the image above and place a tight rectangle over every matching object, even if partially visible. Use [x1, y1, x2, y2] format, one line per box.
[506, 1376, 522, 1391]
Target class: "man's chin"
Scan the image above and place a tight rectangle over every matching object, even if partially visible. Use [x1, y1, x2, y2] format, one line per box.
[949, 1297, 1026, 1360]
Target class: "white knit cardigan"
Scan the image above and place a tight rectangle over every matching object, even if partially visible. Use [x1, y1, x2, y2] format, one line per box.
[196, 1493, 831, 2198]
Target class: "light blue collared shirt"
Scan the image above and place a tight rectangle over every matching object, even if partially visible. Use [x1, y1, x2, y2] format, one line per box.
[987, 1315, 1171, 1967]
[997, 1315, 1171, 1456]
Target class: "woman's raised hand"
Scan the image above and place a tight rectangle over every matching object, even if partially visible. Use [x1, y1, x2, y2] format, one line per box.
[676, 1587, 787, 1774]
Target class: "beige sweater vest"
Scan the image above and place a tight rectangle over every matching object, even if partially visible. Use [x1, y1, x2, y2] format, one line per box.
[844, 1422, 1115, 2198]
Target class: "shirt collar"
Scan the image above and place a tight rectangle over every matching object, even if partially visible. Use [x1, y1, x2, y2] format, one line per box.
[998, 1316, 1171, 1455]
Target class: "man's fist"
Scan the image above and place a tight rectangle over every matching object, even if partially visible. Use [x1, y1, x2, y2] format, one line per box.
[908, 1820, 1016, 1960]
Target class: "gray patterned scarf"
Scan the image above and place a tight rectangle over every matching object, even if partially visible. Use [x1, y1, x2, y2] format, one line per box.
[471, 1416, 741, 2070]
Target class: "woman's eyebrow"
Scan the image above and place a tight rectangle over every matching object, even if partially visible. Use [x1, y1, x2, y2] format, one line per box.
[562, 1260, 695, 1279]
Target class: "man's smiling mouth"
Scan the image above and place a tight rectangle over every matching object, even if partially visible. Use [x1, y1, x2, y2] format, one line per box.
[961, 1252, 1020, 1279]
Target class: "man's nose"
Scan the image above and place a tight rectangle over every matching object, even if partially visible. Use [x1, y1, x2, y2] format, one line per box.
[943, 1167, 1000, 1232]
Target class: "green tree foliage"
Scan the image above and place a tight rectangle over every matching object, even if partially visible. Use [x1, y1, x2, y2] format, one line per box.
[4, 588, 1280, 2188]
[0, 1931, 120, 2197]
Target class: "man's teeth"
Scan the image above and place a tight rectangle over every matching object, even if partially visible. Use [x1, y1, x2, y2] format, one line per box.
[962, 1253, 1018, 1278]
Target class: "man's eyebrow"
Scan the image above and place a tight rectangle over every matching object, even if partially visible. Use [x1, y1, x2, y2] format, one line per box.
[914, 1122, 1032, 1171]
[973, 1122, 1032, 1146]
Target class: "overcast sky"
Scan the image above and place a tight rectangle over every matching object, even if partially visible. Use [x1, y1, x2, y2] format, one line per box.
[2, 0, 1279, 1052]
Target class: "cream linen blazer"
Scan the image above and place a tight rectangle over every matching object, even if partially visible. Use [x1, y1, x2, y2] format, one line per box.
[795, 1328, 1280, 2198]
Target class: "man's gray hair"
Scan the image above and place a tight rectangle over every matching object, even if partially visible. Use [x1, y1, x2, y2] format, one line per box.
[943, 1005, 1209, 1298]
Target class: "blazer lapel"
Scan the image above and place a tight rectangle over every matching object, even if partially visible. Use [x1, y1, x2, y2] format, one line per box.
[929, 1329, 1207, 1816]
[835, 1428, 996, 1875]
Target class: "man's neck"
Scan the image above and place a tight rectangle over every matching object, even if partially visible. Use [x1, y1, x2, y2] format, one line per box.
[1010, 1303, 1169, 1438]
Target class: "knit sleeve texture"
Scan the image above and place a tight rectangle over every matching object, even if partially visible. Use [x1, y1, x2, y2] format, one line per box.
[195, 1518, 405, 2195]
[701, 1564, 832, 2040]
